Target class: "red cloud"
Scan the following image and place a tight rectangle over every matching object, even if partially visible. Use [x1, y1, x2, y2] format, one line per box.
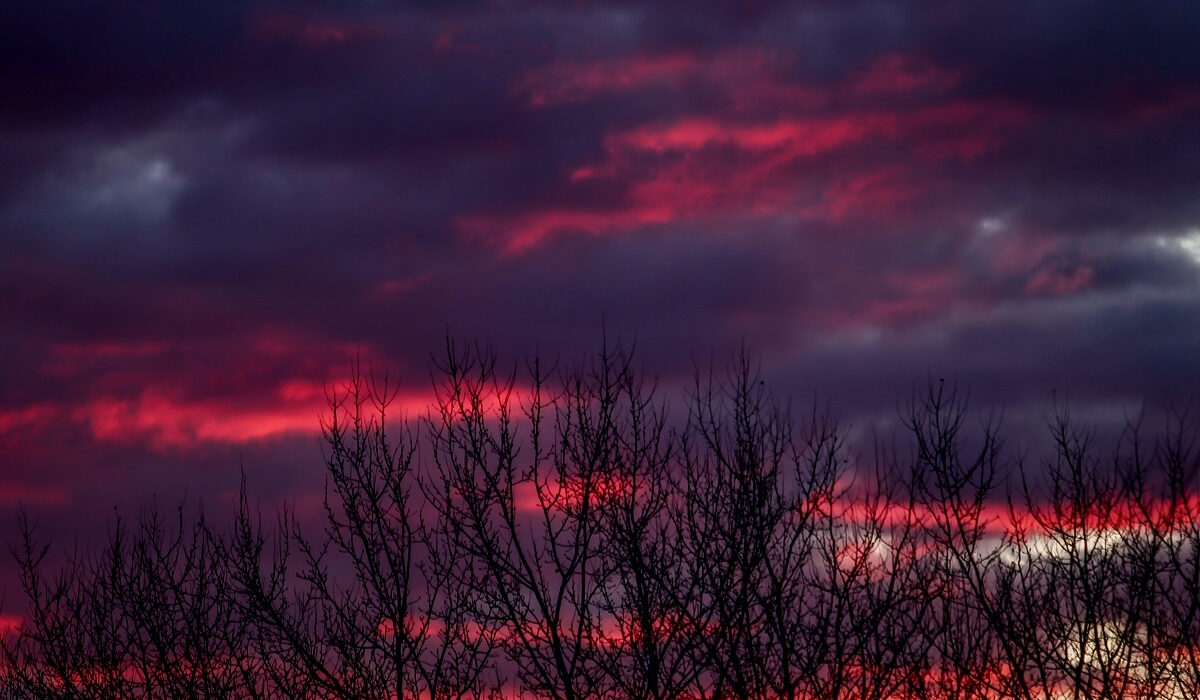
[608, 116, 885, 155]
[251, 12, 380, 48]
[0, 481, 70, 507]
[1025, 263, 1095, 296]
[848, 51, 963, 96]
[79, 392, 326, 449]
[514, 52, 699, 106]
[515, 49, 959, 111]
[1, 384, 439, 454]
[468, 49, 1027, 254]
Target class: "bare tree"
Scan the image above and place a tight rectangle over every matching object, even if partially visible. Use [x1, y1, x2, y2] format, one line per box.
[1114, 404, 1200, 700]
[4, 344, 1199, 700]
[675, 354, 842, 700]
[425, 340, 666, 700]
[224, 368, 499, 700]
[674, 354, 933, 700]
[2, 504, 245, 699]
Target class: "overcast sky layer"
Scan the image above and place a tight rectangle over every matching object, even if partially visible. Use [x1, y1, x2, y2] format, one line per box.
[1, 1, 1199, 564]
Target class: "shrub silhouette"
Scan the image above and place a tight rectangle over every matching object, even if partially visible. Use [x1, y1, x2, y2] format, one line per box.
[2, 342, 1197, 699]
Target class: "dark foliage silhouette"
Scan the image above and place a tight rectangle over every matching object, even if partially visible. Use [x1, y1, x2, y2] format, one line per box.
[2, 343, 1198, 699]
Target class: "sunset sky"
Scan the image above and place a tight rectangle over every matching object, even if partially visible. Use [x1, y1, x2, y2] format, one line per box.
[2, 1, 1199, 571]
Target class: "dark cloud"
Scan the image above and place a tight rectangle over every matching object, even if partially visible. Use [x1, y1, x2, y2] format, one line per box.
[0, 1, 252, 128]
[914, 2, 1200, 111]
[1, 0, 1199, 600]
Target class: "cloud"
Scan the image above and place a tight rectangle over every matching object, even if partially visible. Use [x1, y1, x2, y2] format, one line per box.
[0, 2, 1197, 606]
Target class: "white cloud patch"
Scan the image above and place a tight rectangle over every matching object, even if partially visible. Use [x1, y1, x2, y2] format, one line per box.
[1178, 228, 1200, 266]
[975, 215, 1007, 237]
[84, 149, 185, 220]
[3, 130, 191, 255]
[1156, 227, 1200, 267]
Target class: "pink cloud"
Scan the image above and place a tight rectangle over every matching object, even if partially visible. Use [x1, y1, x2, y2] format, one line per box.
[43, 341, 171, 379]
[906, 99, 1029, 161]
[78, 392, 327, 449]
[459, 205, 677, 254]
[513, 473, 636, 513]
[251, 12, 380, 48]
[0, 482, 70, 507]
[981, 229, 1061, 275]
[1, 383, 436, 454]
[516, 48, 963, 112]
[848, 52, 963, 96]
[515, 52, 699, 106]
[467, 63, 1028, 253]
[1104, 85, 1200, 121]
[73, 379, 451, 451]
[608, 116, 885, 155]
[0, 615, 22, 640]
[1025, 264, 1095, 296]
[803, 264, 971, 329]
[461, 114, 897, 251]
[822, 165, 925, 222]
[0, 404, 60, 433]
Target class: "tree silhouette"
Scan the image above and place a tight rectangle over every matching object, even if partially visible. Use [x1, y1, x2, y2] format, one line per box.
[2, 343, 1198, 699]
[223, 367, 499, 699]
[3, 505, 246, 698]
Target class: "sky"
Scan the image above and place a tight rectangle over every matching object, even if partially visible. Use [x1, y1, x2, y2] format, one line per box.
[1, 1, 1199, 571]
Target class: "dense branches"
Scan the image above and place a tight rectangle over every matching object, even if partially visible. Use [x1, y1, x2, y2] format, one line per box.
[2, 345, 1198, 699]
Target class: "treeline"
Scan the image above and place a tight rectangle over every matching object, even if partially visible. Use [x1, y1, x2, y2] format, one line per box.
[2, 343, 1198, 699]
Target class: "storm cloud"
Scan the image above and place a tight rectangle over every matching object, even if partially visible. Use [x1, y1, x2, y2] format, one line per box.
[2, 1, 1198, 557]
